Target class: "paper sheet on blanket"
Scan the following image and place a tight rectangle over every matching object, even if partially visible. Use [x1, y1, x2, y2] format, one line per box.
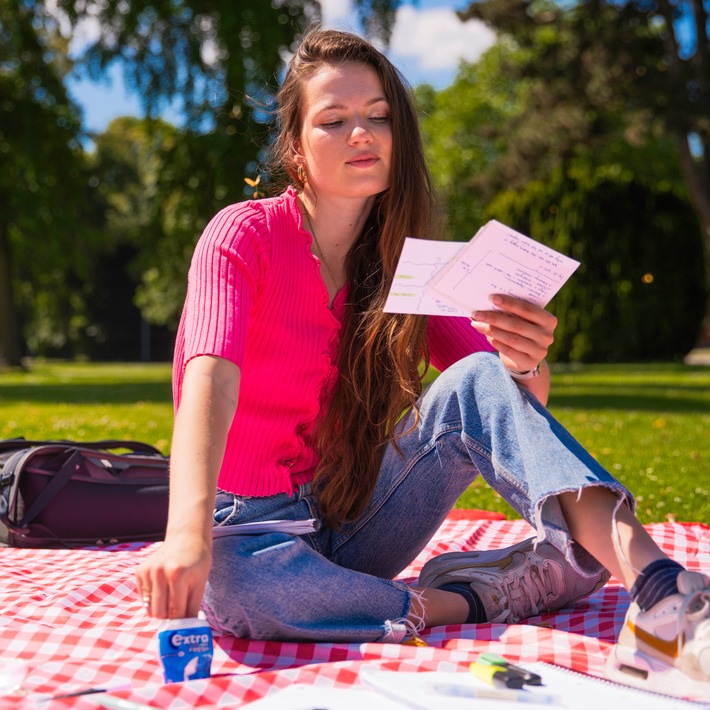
[241, 683, 404, 709]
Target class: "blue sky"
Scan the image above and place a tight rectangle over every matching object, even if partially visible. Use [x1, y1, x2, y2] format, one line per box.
[62, 0, 496, 134]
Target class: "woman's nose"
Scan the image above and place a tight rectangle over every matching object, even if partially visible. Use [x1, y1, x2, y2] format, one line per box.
[349, 122, 374, 144]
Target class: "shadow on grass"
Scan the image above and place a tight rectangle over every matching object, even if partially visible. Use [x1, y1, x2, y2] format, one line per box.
[0, 382, 172, 405]
[549, 390, 709, 413]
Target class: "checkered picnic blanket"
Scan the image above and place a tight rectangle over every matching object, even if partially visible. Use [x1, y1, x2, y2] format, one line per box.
[1, 511, 708, 709]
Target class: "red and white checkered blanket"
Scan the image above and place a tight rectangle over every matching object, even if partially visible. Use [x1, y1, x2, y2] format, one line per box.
[2, 511, 708, 709]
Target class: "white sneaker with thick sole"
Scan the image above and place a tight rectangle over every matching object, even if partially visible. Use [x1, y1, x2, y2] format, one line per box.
[604, 570, 710, 699]
[418, 537, 609, 623]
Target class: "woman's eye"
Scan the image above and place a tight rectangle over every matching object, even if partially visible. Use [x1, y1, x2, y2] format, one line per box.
[370, 116, 389, 123]
[321, 120, 343, 128]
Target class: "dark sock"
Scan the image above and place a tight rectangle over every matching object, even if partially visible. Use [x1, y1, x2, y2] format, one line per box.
[631, 559, 685, 611]
[439, 582, 487, 623]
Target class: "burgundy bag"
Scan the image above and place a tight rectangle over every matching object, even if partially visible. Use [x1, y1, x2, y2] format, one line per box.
[0, 438, 169, 548]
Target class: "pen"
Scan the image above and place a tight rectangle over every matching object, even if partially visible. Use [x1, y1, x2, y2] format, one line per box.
[469, 661, 525, 689]
[477, 652, 544, 685]
[50, 683, 133, 700]
[431, 682, 560, 705]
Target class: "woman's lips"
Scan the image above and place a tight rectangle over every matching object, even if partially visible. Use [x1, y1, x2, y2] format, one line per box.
[347, 155, 379, 168]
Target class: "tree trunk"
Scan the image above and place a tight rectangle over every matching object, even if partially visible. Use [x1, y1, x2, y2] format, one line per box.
[0, 224, 23, 366]
[676, 134, 710, 346]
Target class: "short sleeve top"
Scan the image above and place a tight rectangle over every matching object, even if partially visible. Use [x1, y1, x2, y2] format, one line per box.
[173, 187, 495, 496]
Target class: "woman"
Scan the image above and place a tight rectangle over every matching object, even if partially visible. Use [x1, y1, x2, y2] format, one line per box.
[136, 28, 709, 696]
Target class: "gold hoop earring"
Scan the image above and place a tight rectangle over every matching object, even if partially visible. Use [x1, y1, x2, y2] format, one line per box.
[296, 164, 307, 185]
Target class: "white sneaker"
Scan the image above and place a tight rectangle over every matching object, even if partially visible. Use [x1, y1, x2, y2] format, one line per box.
[418, 537, 609, 623]
[605, 570, 710, 699]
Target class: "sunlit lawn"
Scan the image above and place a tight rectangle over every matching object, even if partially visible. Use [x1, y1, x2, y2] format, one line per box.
[458, 362, 710, 524]
[1, 360, 708, 524]
[0, 362, 174, 454]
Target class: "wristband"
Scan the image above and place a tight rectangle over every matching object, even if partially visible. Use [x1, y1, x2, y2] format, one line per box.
[505, 362, 541, 381]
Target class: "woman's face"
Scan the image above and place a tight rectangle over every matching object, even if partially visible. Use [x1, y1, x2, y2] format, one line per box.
[296, 61, 392, 204]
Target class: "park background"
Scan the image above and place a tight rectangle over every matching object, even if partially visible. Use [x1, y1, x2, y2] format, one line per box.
[1, 0, 708, 524]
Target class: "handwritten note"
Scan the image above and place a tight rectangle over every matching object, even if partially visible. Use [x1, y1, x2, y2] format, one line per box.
[384, 220, 580, 316]
[383, 238, 468, 316]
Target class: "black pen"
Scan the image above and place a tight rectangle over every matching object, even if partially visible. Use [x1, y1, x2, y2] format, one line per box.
[50, 683, 133, 700]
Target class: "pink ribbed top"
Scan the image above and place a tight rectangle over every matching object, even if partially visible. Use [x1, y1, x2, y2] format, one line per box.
[173, 187, 495, 497]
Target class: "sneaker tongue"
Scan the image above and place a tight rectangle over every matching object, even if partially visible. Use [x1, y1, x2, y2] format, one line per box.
[677, 570, 710, 595]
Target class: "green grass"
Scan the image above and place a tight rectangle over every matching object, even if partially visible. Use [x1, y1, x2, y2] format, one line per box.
[0, 361, 174, 454]
[457, 362, 710, 524]
[1, 360, 708, 524]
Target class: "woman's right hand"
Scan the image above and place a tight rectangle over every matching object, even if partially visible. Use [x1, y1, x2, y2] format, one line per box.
[136, 528, 213, 619]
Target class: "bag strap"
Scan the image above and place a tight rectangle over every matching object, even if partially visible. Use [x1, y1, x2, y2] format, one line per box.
[0, 439, 164, 457]
[16, 448, 85, 529]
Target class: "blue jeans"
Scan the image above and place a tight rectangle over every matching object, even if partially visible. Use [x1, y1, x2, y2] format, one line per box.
[202, 352, 632, 643]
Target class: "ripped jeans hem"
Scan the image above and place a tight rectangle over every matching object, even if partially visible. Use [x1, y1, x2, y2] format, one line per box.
[534, 481, 635, 577]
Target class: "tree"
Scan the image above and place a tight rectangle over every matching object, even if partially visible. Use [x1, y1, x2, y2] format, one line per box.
[415, 41, 530, 241]
[51, 0, 322, 330]
[0, 0, 94, 365]
[457, 0, 710, 343]
[1, 0, 412, 363]
[81, 117, 179, 359]
[490, 166, 706, 361]
[0, 1, 325, 364]
[417, 41, 706, 361]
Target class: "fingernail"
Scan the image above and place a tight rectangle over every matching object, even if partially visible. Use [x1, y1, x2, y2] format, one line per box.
[472, 311, 484, 321]
[490, 295, 503, 305]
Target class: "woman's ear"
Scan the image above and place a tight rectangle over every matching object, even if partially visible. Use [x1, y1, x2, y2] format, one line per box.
[290, 136, 304, 164]
[288, 136, 307, 185]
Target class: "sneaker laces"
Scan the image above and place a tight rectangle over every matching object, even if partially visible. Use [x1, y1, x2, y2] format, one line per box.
[486, 560, 561, 623]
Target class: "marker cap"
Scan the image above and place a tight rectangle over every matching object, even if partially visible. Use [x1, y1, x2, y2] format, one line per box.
[469, 662, 525, 689]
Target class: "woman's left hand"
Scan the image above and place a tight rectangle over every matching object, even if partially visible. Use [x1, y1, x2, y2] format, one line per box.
[470, 293, 557, 373]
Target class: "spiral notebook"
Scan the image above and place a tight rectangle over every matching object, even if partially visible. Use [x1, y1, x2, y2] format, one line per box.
[359, 663, 710, 709]
[212, 518, 319, 538]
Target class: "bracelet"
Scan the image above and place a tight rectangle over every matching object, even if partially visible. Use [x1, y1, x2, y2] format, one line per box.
[505, 362, 541, 381]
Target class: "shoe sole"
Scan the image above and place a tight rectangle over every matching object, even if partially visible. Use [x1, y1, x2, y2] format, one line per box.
[418, 538, 537, 589]
[605, 641, 710, 699]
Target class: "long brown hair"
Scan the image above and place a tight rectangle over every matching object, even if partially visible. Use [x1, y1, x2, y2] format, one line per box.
[271, 28, 442, 528]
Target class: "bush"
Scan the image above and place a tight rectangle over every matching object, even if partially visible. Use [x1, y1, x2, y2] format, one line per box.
[489, 170, 707, 362]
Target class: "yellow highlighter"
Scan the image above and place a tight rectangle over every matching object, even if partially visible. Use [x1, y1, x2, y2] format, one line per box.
[469, 661, 526, 689]
[477, 652, 543, 686]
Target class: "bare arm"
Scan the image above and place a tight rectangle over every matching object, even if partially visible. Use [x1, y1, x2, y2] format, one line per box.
[135, 354, 240, 619]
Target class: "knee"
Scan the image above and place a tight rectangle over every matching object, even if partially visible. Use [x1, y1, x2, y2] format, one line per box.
[428, 352, 509, 403]
[202, 578, 251, 638]
[202, 533, 299, 638]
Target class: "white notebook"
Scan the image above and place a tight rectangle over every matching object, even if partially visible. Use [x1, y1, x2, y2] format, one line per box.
[359, 663, 709, 710]
[240, 684, 403, 709]
[212, 518, 319, 538]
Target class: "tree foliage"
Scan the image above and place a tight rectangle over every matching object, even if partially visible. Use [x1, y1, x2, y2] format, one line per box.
[489, 167, 707, 361]
[3, 0, 408, 363]
[418, 36, 706, 361]
[7, 0, 707, 362]
[2, 0, 324, 364]
[458, 0, 710, 342]
[53, 0, 322, 330]
[0, 0, 104, 365]
[415, 41, 531, 240]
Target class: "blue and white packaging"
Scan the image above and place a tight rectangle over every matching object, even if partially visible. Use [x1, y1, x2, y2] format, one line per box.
[158, 615, 213, 683]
